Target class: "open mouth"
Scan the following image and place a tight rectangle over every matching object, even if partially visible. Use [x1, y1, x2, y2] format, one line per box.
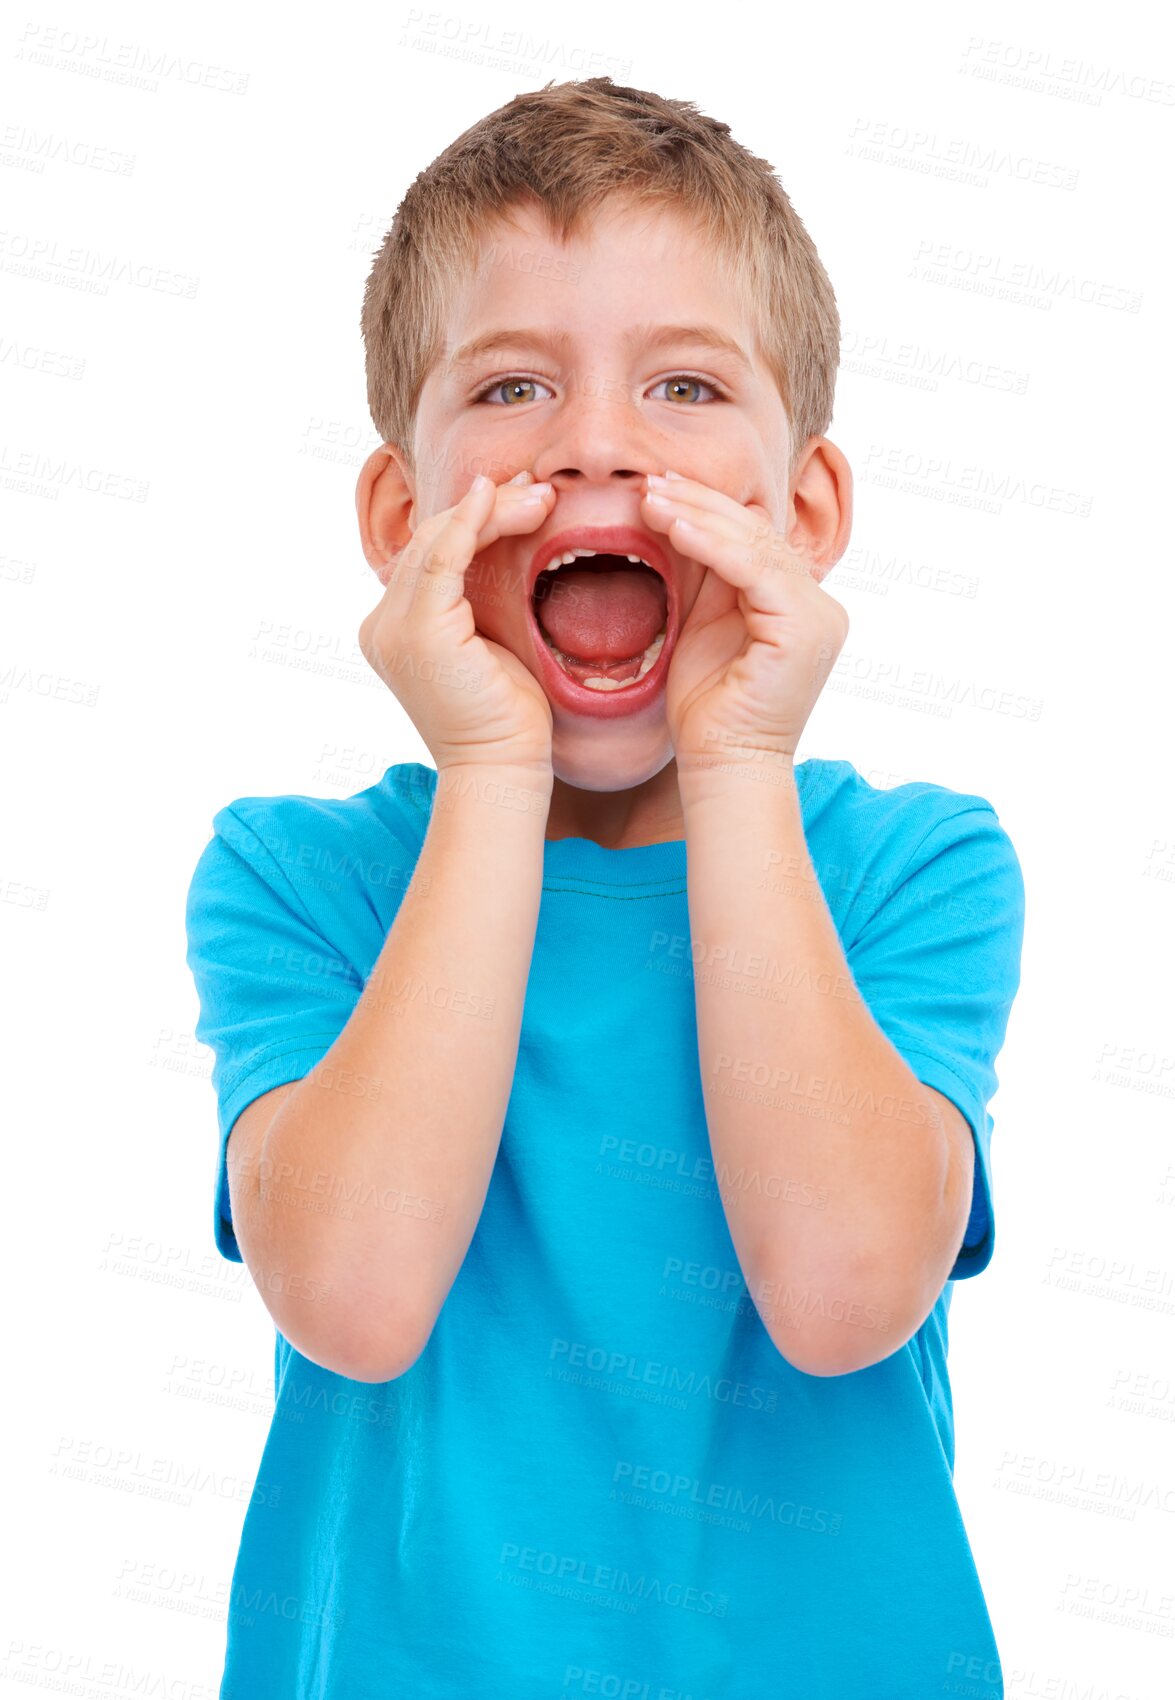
[527, 527, 675, 698]
[532, 550, 667, 691]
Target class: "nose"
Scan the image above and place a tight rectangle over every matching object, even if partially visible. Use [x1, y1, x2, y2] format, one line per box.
[529, 379, 661, 489]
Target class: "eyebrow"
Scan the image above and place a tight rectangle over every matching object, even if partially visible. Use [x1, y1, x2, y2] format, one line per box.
[446, 322, 753, 376]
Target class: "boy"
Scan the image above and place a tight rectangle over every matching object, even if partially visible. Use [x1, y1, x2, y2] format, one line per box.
[185, 78, 1024, 1698]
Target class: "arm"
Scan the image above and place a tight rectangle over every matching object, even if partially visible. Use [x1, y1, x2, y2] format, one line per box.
[679, 763, 970, 1378]
[230, 762, 551, 1383]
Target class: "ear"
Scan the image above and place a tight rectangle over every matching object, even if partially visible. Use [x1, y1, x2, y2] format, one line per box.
[785, 437, 853, 586]
[356, 443, 416, 587]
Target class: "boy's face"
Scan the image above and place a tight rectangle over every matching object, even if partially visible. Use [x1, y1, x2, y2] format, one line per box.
[373, 198, 831, 793]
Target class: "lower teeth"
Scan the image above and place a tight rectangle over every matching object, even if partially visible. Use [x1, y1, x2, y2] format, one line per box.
[546, 627, 666, 691]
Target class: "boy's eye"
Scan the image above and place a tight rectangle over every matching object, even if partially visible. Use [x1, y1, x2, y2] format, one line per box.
[475, 377, 554, 406]
[472, 372, 726, 406]
[650, 374, 722, 404]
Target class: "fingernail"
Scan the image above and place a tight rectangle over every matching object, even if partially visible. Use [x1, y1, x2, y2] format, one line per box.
[507, 469, 534, 485]
[470, 473, 491, 493]
[664, 469, 685, 480]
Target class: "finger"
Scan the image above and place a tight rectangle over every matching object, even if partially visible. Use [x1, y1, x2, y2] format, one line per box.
[467, 478, 557, 617]
[642, 502, 812, 615]
[643, 480, 816, 578]
[644, 485, 798, 558]
[394, 475, 501, 623]
[644, 489, 802, 575]
[368, 475, 553, 650]
[382, 474, 544, 628]
[644, 471, 754, 525]
[408, 474, 554, 626]
[360, 478, 491, 670]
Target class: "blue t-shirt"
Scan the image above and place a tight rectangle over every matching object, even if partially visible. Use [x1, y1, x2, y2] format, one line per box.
[184, 757, 1025, 1699]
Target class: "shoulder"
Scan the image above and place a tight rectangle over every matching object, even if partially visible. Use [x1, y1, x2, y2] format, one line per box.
[800, 755, 1003, 841]
[197, 760, 435, 878]
[187, 761, 437, 933]
[797, 757, 1022, 937]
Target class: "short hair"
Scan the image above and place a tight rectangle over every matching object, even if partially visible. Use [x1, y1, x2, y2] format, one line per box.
[360, 77, 840, 481]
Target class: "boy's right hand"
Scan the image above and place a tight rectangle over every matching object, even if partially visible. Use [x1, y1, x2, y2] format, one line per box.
[359, 471, 557, 779]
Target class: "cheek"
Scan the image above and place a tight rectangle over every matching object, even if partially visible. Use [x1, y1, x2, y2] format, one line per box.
[444, 414, 521, 488]
[465, 552, 520, 633]
[704, 432, 773, 506]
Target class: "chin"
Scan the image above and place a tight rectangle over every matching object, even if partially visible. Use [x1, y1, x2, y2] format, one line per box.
[550, 722, 675, 792]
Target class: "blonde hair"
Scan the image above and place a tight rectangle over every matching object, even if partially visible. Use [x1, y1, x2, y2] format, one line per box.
[360, 77, 840, 480]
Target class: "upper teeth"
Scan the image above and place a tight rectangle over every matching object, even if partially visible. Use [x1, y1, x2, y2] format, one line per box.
[550, 548, 652, 569]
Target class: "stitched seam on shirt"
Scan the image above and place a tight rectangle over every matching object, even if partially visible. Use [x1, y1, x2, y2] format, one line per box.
[538, 763, 825, 897]
[902, 1044, 992, 1259]
[220, 805, 325, 931]
[219, 805, 364, 982]
[541, 880, 687, 898]
[896, 1044, 984, 1120]
[220, 1032, 353, 1102]
[884, 801, 998, 896]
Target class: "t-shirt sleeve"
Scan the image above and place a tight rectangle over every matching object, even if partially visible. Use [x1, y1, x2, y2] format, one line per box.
[184, 804, 366, 1263]
[845, 801, 1026, 1282]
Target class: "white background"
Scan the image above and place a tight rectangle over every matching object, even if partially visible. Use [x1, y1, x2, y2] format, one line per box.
[2, 0, 1172, 1693]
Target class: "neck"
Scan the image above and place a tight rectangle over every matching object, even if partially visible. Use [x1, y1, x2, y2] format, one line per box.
[544, 761, 684, 849]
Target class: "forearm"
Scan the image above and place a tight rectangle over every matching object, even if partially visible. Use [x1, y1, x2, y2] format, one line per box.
[679, 761, 952, 1376]
[247, 763, 551, 1376]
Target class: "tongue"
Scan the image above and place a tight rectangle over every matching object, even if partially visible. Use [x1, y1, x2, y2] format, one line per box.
[535, 564, 667, 662]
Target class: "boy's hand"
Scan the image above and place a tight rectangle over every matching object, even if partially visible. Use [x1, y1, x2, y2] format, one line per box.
[640, 471, 850, 771]
[359, 472, 557, 778]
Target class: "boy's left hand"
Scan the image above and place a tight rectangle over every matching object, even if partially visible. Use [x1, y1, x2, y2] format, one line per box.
[641, 471, 849, 772]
